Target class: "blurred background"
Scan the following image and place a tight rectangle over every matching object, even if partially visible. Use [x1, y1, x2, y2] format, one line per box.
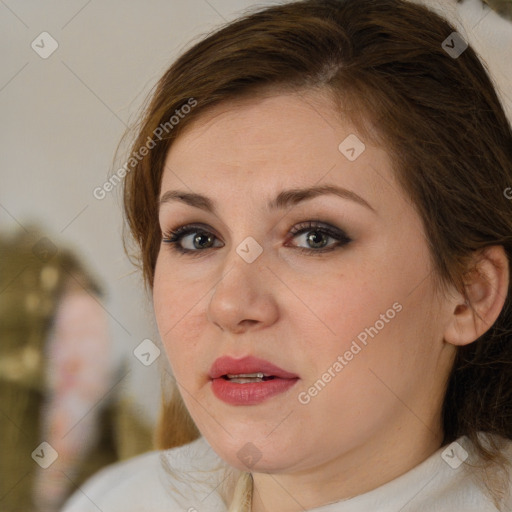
[0, 1, 510, 511]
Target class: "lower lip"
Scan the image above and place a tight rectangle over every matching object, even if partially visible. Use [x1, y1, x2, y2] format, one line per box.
[211, 377, 299, 405]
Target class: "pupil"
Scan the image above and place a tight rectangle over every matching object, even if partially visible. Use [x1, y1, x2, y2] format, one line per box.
[308, 231, 327, 248]
[194, 233, 213, 249]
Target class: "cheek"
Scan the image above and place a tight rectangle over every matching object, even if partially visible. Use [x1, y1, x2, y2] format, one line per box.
[316, 238, 433, 348]
[153, 256, 200, 330]
[300, 257, 435, 388]
[153, 262, 203, 371]
[303, 266, 394, 347]
[153, 263, 173, 335]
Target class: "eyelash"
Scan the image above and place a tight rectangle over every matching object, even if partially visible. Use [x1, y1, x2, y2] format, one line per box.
[161, 221, 352, 257]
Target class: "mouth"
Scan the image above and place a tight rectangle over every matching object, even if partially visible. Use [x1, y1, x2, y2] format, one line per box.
[209, 355, 299, 380]
[209, 356, 299, 405]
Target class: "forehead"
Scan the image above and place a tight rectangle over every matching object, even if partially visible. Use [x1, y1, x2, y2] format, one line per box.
[160, 91, 395, 211]
[170, 93, 337, 157]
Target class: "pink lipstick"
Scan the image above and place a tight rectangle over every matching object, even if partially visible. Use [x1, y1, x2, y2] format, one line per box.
[209, 355, 299, 405]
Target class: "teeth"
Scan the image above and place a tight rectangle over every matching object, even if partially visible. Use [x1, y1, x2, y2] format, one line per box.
[226, 372, 266, 378]
[229, 377, 264, 383]
[224, 372, 275, 383]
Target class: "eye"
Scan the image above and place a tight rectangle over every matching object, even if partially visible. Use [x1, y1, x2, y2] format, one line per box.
[162, 223, 223, 255]
[161, 220, 351, 255]
[286, 221, 351, 253]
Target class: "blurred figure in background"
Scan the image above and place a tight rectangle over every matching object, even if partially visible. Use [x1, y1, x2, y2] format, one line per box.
[0, 227, 153, 512]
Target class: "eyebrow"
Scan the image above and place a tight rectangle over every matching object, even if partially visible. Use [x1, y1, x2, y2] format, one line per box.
[159, 184, 376, 214]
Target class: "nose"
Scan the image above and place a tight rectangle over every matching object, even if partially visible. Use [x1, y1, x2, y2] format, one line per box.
[207, 247, 279, 334]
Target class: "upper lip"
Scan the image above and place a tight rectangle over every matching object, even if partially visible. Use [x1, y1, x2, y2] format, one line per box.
[209, 355, 299, 379]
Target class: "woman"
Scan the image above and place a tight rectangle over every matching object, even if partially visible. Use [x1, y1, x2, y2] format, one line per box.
[62, 0, 512, 510]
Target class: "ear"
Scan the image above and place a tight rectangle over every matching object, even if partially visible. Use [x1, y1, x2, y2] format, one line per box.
[444, 245, 510, 347]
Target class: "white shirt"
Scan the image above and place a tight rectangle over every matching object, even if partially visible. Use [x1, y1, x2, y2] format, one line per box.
[62, 434, 512, 511]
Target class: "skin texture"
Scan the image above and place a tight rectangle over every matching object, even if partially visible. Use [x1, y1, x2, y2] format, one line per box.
[153, 91, 508, 512]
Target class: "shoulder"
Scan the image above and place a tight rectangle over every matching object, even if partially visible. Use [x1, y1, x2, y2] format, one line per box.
[61, 437, 231, 512]
[61, 449, 170, 512]
[421, 434, 512, 512]
[327, 434, 512, 512]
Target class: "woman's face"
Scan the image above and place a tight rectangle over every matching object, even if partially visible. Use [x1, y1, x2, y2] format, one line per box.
[153, 91, 457, 476]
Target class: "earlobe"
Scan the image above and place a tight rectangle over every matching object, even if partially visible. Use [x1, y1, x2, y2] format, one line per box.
[444, 245, 510, 347]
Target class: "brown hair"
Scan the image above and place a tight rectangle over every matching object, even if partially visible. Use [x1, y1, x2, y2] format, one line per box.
[121, 0, 512, 506]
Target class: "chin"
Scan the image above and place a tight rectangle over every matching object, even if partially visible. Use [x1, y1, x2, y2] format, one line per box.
[223, 450, 299, 474]
[207, 433, 308, 474]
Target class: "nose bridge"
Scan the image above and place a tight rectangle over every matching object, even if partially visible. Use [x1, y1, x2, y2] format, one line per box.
[207, 234, 278, 332]
[218, 208, 267, 279]
[213, 233, 266, 302]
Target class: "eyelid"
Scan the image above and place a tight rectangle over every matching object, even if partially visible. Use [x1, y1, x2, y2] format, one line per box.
[161, 222, 214, 241]
[161, 220, 352, 255]
[287, 220, 349, 239]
